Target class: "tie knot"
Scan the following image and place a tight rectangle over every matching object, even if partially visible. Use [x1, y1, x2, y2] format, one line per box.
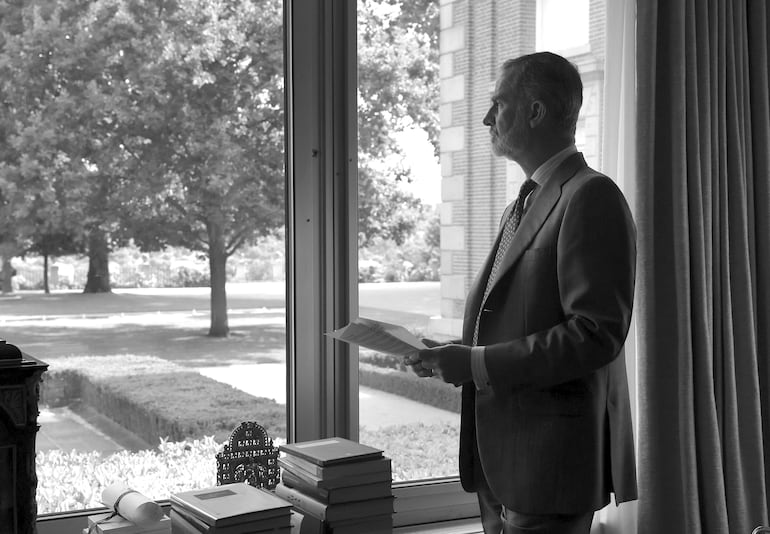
[518, 179, 537, 201]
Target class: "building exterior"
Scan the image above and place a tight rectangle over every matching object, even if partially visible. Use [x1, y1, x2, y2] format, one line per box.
[433, 0, 606, 337]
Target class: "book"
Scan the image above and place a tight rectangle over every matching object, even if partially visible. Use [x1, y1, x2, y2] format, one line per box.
[88, 512, 170, 534]
[277, 458, 392, 490]
[274, 483, 394, 523]
[289, 510, 324, 534]
[327, 514, 393, 534]
[170, 507, 291, 534]
[279, 453, 391, 480]
[281, 469, 392, 504]
[171, 508, 292, 534]
[170, 509, 206, 534]
[279, 437, 383, 467]
[170, 483, 292, 528]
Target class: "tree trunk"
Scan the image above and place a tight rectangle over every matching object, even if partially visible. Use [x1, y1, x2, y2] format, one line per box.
[43, 254, 50, 294]
[1, 257, 14, 294]
[208, 218, 229, 337]
[83, 230, 111, 293]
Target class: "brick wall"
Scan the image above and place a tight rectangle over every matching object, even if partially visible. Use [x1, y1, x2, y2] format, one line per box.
[434, 0, 605, 337]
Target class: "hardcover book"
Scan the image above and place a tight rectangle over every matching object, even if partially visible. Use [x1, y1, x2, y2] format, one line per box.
[327, 513, 393, 534]
[279, 437, 383, 466]
[279, 453, 391, 480]
[170, 483, 291, 528]
[168, 509, 205, 534]
[277, 457, 392, 490]
[170, 506, 292, 534]
[273, 483, 394, 523]
[281, 469, 392, 504]
[87, 512, 170, 534]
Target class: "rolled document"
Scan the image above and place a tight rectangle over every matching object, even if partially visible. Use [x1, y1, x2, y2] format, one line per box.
[102, 482, 164, 526]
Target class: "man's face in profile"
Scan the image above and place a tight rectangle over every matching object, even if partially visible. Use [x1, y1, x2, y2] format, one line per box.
[483, 68, 531, 162]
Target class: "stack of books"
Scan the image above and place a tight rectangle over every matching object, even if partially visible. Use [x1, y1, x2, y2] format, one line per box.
[275, 437, 394, 534]
[169, 482, 293, 533]
[83, 513, 171, 534]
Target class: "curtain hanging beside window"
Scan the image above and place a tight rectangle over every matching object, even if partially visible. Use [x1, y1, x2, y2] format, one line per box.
[635, 0, 770, 532]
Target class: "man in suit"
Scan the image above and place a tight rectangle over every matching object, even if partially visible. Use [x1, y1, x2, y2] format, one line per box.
[412, 52, 638, 534]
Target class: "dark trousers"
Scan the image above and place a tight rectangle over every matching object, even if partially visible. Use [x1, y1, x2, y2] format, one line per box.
[477, 477, 594, 534]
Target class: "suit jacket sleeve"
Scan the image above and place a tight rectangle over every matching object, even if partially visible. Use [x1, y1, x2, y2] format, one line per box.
[483, 175, 636, 390]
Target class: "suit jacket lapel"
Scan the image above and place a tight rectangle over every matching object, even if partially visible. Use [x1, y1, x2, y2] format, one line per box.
[463, 202, 515, 339]
[478, 153, 588, 311]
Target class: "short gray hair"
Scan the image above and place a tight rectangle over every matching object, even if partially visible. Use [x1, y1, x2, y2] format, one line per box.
[501, 52, 583, 136]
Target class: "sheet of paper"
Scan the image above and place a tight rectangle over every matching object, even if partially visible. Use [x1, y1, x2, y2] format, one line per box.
[326, 317, 426, 359]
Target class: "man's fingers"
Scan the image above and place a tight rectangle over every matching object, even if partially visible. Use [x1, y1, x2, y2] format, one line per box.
[421, 338, 442, 348]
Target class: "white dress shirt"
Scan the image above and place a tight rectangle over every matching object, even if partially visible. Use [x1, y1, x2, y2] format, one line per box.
[471, 145, 578, 390]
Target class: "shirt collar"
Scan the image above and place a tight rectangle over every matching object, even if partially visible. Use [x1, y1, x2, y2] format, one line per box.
[529, 145, 578, 187]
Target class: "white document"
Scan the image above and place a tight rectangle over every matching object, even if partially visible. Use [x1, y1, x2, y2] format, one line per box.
[327, 317, 426, 360]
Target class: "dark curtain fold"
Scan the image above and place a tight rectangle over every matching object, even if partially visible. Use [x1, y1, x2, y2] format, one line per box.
[636, 0, 770, 533]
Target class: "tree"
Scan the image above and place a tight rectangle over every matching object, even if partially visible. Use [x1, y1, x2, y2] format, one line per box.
[0, 0, 149, 294]
[356, 0, 440, 245]
[127, 0, 284, 336]
[0, 0, 284, 336]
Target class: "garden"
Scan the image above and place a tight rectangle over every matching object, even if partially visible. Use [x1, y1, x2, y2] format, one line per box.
[0, 269, 459, 514]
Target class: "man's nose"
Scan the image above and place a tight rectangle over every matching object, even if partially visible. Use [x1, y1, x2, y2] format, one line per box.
[482, 108, 494, 126]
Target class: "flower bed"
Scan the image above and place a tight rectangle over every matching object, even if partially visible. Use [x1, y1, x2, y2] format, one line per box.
[36, 422, 459, 514]
[36, 353, 461, 514]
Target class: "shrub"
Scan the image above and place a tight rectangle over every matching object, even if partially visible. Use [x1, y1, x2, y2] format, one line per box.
[359, 363, 461, 413]
[35, 420, 460, 514]
[359, 350, 407, 371]
[169, 266, 210, 287]
[40, 355, 286, 444]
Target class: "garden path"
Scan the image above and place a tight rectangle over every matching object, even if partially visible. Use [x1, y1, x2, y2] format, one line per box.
[197, 362, 459, 430]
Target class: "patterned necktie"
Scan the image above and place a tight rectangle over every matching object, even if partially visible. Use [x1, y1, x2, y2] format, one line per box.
[473, 178, 537, 345]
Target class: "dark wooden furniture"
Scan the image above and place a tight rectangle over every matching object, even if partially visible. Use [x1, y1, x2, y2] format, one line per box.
[0, 341, 47, 534]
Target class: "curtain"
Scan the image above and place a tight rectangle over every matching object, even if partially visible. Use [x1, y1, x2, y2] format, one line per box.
[636, 0, 770, 533]
[596, 0, 638, 531]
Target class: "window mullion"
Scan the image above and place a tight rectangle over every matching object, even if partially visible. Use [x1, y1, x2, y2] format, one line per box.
[285, 0, 358, 444]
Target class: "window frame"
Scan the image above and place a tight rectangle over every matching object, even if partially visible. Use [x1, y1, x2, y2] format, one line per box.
[36, 0, 477, 531]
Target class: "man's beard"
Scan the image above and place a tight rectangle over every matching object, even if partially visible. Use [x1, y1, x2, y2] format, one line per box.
[491, 122, 530, 160]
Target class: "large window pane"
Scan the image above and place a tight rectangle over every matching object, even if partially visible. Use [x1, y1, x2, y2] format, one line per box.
[0, 0, 285, 515]
[357, 0, 606, 484]
[356, 0, 456, 483]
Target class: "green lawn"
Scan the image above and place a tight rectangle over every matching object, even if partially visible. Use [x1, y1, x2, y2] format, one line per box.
[0, 284, 461, 514]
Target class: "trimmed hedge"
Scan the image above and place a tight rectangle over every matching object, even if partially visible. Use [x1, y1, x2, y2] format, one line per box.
[359, 363, 461, 413]
[40, 355, 286, 444]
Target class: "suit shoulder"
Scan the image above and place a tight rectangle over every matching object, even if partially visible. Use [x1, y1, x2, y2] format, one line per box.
[566, 168, 627, 202]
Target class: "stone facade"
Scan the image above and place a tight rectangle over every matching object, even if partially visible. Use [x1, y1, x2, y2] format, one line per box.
[432, 0, 605, 337]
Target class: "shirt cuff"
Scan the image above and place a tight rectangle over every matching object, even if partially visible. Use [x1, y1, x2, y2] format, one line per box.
[471, 346, 491, 391]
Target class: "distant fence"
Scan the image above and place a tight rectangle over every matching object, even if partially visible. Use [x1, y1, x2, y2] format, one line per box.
[13, 263, 180, 289]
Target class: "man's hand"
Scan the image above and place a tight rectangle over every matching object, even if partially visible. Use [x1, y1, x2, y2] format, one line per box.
[405, 338, 446, 378]
[418, 344, 473, 386]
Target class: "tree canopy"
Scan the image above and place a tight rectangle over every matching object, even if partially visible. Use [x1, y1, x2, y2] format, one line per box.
[0, 0, 439, 333]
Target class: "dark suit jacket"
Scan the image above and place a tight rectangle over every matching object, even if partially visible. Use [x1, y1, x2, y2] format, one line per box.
[459, 153, 638, 514]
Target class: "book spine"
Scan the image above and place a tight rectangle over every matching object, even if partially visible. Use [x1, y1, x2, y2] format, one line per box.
[169, 497, 217, 526]
[170, 508, 209, 534]
[282, 470, 391, 505]
[281, 455, 391, 479]
[281, 470, 330, 501]
[278, 458, 391, 490]
[273, 484, 328, 521]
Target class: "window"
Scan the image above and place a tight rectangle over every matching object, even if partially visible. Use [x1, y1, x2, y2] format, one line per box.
[0, 0, 286, 517]
[0, 0, 625, 531]
[354, 0, 606, 496]
[537, 0, 591, 54]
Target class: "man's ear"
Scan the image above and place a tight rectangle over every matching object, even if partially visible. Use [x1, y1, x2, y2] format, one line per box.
[528, 100, 547, 128]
